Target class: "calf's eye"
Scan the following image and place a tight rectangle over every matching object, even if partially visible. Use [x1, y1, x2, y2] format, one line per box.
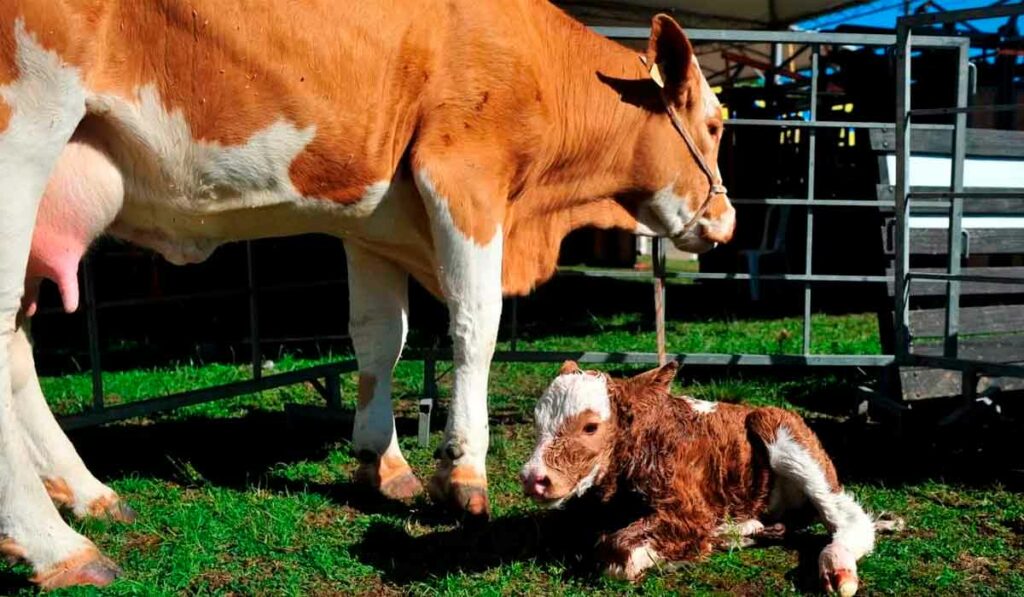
[583, 422, 599, 435]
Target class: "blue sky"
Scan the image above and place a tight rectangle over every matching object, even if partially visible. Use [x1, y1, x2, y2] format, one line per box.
[799, 0, 1019, 31]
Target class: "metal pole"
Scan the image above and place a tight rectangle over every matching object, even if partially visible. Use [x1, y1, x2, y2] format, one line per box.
[943, 42, 969, 358]
[82, 256, 104, 410]
[653, 237, 667, 365]
[803, 47, 820, 355]
[246, 241, 262, 381]
[893, 23, 914, 361]
[419, 353, 437, 447]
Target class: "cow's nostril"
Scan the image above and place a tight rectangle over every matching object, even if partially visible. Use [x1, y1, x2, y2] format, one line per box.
[536, 476, 551, 488]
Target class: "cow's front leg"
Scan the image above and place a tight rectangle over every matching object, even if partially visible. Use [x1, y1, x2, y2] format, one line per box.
[345, 244, 422, 501]
[414, 172, 503, 519]
[11, 324, 135, 521]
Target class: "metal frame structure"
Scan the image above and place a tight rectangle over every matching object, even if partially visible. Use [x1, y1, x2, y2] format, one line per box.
[893, 4, 1024, 401]
[51, 20, 1020, 440]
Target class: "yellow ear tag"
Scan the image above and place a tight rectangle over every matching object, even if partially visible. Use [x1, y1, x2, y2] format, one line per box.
[649, 63, 665, 89]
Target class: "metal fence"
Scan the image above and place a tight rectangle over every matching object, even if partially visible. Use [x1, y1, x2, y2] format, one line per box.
[893, 4, 1024, 401]
[51, 19, 1018, 438]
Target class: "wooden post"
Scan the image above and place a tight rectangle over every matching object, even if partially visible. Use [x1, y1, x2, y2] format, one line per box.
[653, 237, 667, 365]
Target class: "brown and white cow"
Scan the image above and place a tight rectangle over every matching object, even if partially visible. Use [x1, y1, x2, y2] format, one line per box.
[522, 362, 899, 595]
[0, 0, 733, 586]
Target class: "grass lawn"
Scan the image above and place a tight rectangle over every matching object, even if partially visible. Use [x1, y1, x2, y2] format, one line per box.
[15, 313, 1024, 595]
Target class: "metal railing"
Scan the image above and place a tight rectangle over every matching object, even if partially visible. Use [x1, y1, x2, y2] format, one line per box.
[48, 24, 1004, 438]
[893, 4, 1024, 400]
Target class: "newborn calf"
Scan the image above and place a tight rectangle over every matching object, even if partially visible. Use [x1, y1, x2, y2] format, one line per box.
[521, 361, 894, 596]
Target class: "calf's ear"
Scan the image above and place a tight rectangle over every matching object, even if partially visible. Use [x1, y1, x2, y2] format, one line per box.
[559, 360, 582, 375]
[633, 361, 679, 390]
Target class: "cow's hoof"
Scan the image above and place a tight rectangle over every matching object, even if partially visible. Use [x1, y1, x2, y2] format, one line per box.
[88, 495, 138, 523]
[822, 570, 859, 597]
[426, 465, 490, 520]
[33, 548, 121, 590]
[353, 453, 423, 503]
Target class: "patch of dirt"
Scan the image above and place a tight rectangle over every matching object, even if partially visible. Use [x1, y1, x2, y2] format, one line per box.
[302, 508, 349, 528]
[123, 532, 163, 553]
[954, 552, 1006, 584]
[189, 570, 234, 593]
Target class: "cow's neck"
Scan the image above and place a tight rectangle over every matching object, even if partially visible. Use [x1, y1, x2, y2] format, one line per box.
[501, 9, 652, 295]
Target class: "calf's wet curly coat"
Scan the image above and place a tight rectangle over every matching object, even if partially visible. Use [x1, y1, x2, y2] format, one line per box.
[521, 361, 899, 596]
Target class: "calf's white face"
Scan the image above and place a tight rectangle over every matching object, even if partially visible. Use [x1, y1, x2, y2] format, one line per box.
[520, 361, 615, 507]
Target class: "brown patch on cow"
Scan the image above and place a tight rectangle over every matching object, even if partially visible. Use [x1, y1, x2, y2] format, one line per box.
[356, 373, 377, 410]
[746, 408, 841, 493]
[0, 98, 10, 133]
[32, 546, 120, 590]
[86, 494, 118, 518]
[43, 477, 75, 507]
[0, 537, 28, 564]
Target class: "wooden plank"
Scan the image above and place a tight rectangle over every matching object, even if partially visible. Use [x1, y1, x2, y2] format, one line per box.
[871, 128, 1024, 159]
[875, 185, 1023, 214]
[908, 229, 1024, 255]
[886, 267, 1024, 296]
[901, 334, 1024, 400]
[913, 333, 1024, 363]
[910, 304, 1024, 337]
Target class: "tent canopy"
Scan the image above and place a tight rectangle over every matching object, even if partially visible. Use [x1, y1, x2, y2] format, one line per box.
[557, 1, 867, 28]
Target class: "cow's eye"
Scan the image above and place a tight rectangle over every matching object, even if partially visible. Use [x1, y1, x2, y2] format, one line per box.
[708, 123, 721, 137]
[583, 422, 599, 435]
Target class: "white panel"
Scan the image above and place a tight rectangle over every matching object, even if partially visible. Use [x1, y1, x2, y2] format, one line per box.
[885, 155, 1024, 189]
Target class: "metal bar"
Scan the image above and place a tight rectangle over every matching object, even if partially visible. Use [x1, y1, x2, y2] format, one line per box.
[653, 237, 667, 365]
[731, 198, 935, 208]
[560, 270, 892, 283]
[893, 23, 914, 363]
[898, 4, 1024, 26]
[803, 47, 819, 356]
[908, 271, 1024, 285]
[404, 349, 896, 368]
[58, 360, 359, 430]
[81, 256, 104, 411]
[908, 191, 1024, 200]
[727, 119, 953, 130]
[943, 43, 969, 359]
[594, 27, 965, 47]
[324, 374, 342, 411]
[908, 103, 1023, 116]
[908, 354, 1024, 379]
[246, 241, 262, 382]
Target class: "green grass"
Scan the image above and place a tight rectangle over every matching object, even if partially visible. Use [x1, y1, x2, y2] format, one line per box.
[20, 313, 1024, 595]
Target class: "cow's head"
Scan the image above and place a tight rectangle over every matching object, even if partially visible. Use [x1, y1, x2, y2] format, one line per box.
[630, 14, 735, 253]
[520, 360, 616, 507]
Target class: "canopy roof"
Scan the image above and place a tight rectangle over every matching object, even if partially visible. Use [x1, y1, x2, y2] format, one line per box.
[557, 1, 867, 28]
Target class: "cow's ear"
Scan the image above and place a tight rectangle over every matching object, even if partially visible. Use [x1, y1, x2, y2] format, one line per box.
[645, 14, 694, 101]
[634, 361, 679, 390]
[559, 360, 582, 375]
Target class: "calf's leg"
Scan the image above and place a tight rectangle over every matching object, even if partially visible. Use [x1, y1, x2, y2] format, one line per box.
[11, 324, 135, 521]
[755, 414, 874, 597]
[345, 244, 422, 501]
[601, 510, 715, 582]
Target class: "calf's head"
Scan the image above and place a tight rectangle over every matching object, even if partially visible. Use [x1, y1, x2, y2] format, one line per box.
[520, 361, 616, 507]
[629, 14, 735, 253]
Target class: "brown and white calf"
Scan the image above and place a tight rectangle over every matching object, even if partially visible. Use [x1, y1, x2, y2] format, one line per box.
[522, 362, 895, 596]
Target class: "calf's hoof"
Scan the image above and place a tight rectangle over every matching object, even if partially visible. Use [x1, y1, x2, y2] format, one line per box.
[426, 464, 490, 520]
[820, 543, 859, 597]
[33, 548, 121, 590]
[822, 570, 858, 597]
[353, 452, 424, 503]
[603, 544, 661, 583]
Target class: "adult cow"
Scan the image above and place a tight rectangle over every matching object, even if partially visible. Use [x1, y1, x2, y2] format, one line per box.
[0, 0, 733, 587]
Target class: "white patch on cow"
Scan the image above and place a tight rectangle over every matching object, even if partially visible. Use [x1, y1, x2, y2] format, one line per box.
[0, 19, 97, 572]
[767, 427, 875, 560]
[346, 244, 409, 455]
[606, 543, 662, 581]
[683, 396, 718, 414]
[635, 183, 714, 254]
[414, 171, 503, 476]
[87, 84, 390, 263]
[533, 372, 611, 440]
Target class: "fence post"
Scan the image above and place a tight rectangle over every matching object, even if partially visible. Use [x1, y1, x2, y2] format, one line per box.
[419, 353, 437, 447]
[943, 42, 969, 359]
[893, 23, 914, 362]
[803, 46, 819, 355]
[82, 255, 104, 411]
[653, 236, 667, 366]
[246, 241, 262, 381]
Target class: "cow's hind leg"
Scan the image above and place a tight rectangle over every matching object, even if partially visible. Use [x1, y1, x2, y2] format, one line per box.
[345, 245, 422, 501]
[12, 324, 135, 521]
[753, 412, 874, 597]
[0, 20, 119, 588]
[413, 169, 503, 519]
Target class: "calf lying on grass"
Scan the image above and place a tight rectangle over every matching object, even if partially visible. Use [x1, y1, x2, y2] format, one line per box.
[521, 361, 900, 596]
